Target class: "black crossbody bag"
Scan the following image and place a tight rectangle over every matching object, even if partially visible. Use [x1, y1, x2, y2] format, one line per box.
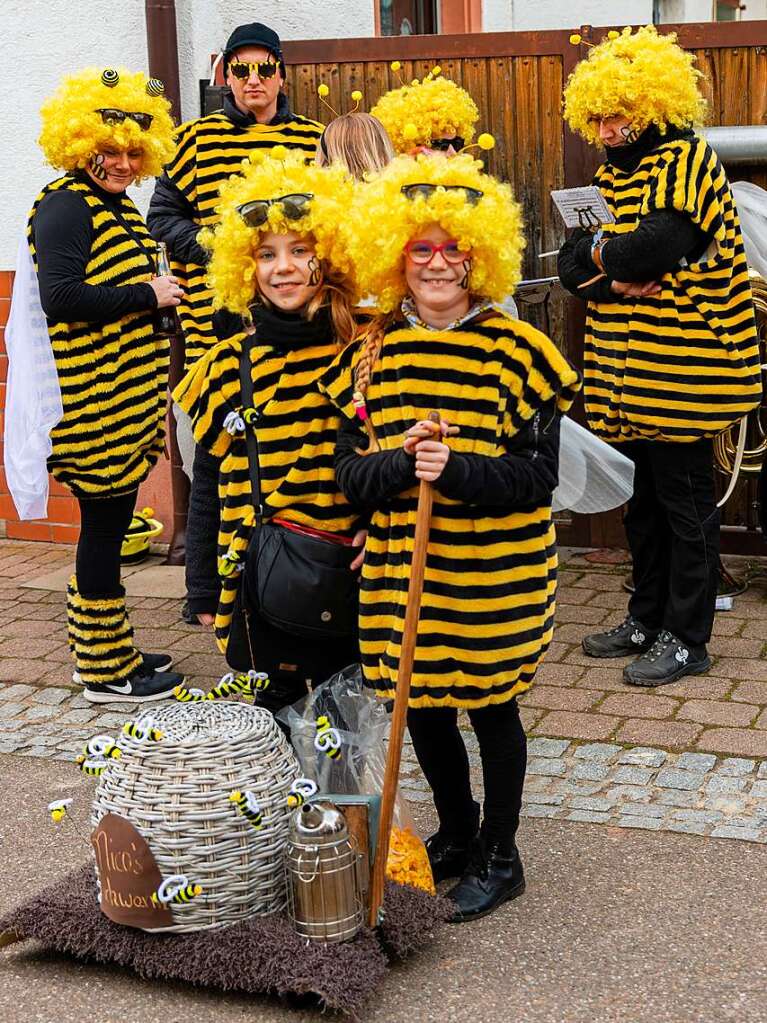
[238, 341, 359, 639]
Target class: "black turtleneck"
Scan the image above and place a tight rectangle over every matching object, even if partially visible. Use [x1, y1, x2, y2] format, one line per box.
[212, 302, 335, 348]
[33, 172, 157, 323]
[558, 125, 711, 299]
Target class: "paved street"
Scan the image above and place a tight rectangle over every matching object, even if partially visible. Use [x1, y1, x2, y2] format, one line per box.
[1, 538, 766, 1021]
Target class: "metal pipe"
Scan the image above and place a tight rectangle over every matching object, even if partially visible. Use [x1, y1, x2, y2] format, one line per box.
[144, 0, 182, 123]
[701, 126, 767, 165]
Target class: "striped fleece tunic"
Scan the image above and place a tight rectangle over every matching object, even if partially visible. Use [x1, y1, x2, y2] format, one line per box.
[584, 135, 760, 442]
[28, 176, 169, 498]
[174, 331, 359, 653]
[161, 110, 323, 366]
[320, 314, 581, 710]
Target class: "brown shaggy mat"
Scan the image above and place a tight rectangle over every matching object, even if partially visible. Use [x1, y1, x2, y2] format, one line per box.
[0, 864, 450, 1019]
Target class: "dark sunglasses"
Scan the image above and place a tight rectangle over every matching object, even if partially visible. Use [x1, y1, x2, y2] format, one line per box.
[401, 183, 483, 205]
[237, 193, 314, 227]
[429, 136, 465, 152]
[229, 59, 280, 80]
[96, 108, 154, 131]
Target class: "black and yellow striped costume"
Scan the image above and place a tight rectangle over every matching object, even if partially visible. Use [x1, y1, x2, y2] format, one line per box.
[584, 136, 760, 442]
[321, 315, 580, 710]
[28, 176, 169, 497]
[162, 112, 323, 366]
[174, 332, 359, 654]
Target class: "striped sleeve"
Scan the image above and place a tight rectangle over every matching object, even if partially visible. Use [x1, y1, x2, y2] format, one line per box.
[643, 139, 728, 252]
[316, 338, 359, 420]
[164, 119, 200, 207]
[173, 336, 244, 456]
[492, 318, 581, 438]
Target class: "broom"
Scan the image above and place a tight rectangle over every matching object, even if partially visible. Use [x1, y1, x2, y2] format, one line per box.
[368, 412, 444, 927]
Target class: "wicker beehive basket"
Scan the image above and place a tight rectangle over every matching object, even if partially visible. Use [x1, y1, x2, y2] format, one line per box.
[91, 701, 300, 933]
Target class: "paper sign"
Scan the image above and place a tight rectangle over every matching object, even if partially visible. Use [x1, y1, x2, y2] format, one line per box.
[551, 186, 615, 230]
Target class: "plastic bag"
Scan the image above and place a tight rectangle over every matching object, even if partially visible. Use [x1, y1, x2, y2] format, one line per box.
[732, 181, 767, 280]
[553, 416, 635, 513]
[277, 665, 435, 895]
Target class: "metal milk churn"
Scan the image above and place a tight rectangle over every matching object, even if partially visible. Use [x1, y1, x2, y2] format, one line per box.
[285, 800, 363, 943]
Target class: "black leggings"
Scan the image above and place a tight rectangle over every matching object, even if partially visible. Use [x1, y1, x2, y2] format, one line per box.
[406, 699, 527, 846]
[76, 491, 137, 597]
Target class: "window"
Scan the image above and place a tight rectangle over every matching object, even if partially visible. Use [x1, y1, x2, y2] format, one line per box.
[378, 0, 439, 35]
[715, 0, 741, 19]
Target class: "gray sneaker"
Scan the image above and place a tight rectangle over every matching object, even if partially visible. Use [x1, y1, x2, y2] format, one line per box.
[582, 615, 658, 658]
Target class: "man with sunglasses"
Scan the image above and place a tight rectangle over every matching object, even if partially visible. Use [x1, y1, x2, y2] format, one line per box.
[147, 22, 324, 630]
[147, 21, 323, 370]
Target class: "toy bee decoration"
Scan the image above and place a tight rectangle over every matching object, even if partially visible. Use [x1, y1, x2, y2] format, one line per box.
[314, 714, 342, 760]
[122, 721, 164, 742]
[210, 671, 252, 700]
[84, 733, 121, 759]
[287, 777, 318, 809]
[229, 789, 263, 828]
[245, 669, 270, 692]
[75, 755, 108, 776]
[172, 685, 211, 702]
[150, 874, 203, 907]
[48, 798, 73, 823]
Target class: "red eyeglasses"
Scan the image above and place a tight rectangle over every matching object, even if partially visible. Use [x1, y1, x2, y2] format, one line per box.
[404, 239, 471, 265]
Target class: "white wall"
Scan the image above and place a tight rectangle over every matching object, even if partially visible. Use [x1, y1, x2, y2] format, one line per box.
[175, 0, 376, 123]
[483, 0, 654, 31]
[0, 0, 375, 271]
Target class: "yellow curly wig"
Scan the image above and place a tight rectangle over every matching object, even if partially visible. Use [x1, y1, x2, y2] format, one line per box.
[203, 148, 356, 315]
[38, 67, 175, 179]
[343, 153, 524, 312]
[370, 75, 478, 154]
[563, 25, 706, 146]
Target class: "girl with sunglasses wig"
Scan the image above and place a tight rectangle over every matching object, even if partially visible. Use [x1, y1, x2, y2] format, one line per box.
[174, 150, 366, 711]
[320, 154, 580, 922]
[6, 68, 184, 703]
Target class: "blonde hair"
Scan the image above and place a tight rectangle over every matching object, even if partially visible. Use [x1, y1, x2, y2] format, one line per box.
[370, 75, 478, 155]
[202, 148, 357, 339]
[563, 25, 707, 146]
[343, 152, 525, 313]
[38, 67, 175, 179]
[315, 112, 395, 179]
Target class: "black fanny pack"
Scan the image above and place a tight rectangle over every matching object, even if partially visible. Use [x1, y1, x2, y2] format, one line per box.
[238, 342, 359, 640]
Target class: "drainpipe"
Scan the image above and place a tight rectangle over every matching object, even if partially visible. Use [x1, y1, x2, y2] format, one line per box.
[145, 0, 181, 122]
[145, 0, 188, 567]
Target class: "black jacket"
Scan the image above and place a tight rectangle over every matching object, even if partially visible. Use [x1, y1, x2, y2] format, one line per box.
[558, 126, 710, 301]
[147, 93, 296, 266]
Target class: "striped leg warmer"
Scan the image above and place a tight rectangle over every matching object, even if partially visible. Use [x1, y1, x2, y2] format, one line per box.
[66, 576, 142, 686]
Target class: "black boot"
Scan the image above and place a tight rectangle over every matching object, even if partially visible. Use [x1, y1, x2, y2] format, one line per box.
[425, 831, 476, 884]
[446, 837, 525, 923]
[425, 799, 480, 883]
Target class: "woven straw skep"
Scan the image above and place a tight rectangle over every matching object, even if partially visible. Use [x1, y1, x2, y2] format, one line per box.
[92, 702, 300, 933]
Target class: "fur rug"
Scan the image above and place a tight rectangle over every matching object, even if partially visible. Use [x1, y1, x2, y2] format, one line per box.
[0, 864, 450, 1019]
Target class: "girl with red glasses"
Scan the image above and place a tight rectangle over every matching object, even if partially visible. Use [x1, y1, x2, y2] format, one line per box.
[321, 154, 580, 922]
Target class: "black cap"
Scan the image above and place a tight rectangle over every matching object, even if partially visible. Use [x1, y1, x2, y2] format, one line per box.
[224, 22, 284, 72]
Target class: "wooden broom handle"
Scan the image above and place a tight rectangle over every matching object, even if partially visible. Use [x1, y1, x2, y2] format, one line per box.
[368, 411, 441, 927]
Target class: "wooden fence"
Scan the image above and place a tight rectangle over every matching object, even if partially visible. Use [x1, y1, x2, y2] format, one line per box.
[281, 23, 767, 551]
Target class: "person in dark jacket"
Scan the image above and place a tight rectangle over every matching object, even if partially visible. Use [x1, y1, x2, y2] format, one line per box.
[558, 26, 760, 687]
[148, 21, 324, 627]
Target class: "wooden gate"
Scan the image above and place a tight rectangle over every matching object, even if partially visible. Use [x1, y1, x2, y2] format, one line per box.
[283, 22, 767, 551]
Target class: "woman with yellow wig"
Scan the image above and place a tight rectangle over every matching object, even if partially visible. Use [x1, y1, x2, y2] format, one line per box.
[320, 154, 580, 921]
[558, 26, 760, 687]
[370, 69, 479, 156]
[11, 67, 184, 703]
[174, 149, 365, 710]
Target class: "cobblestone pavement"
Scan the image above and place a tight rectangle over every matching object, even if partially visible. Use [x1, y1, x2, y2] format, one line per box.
[3, 539, 767, 845]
